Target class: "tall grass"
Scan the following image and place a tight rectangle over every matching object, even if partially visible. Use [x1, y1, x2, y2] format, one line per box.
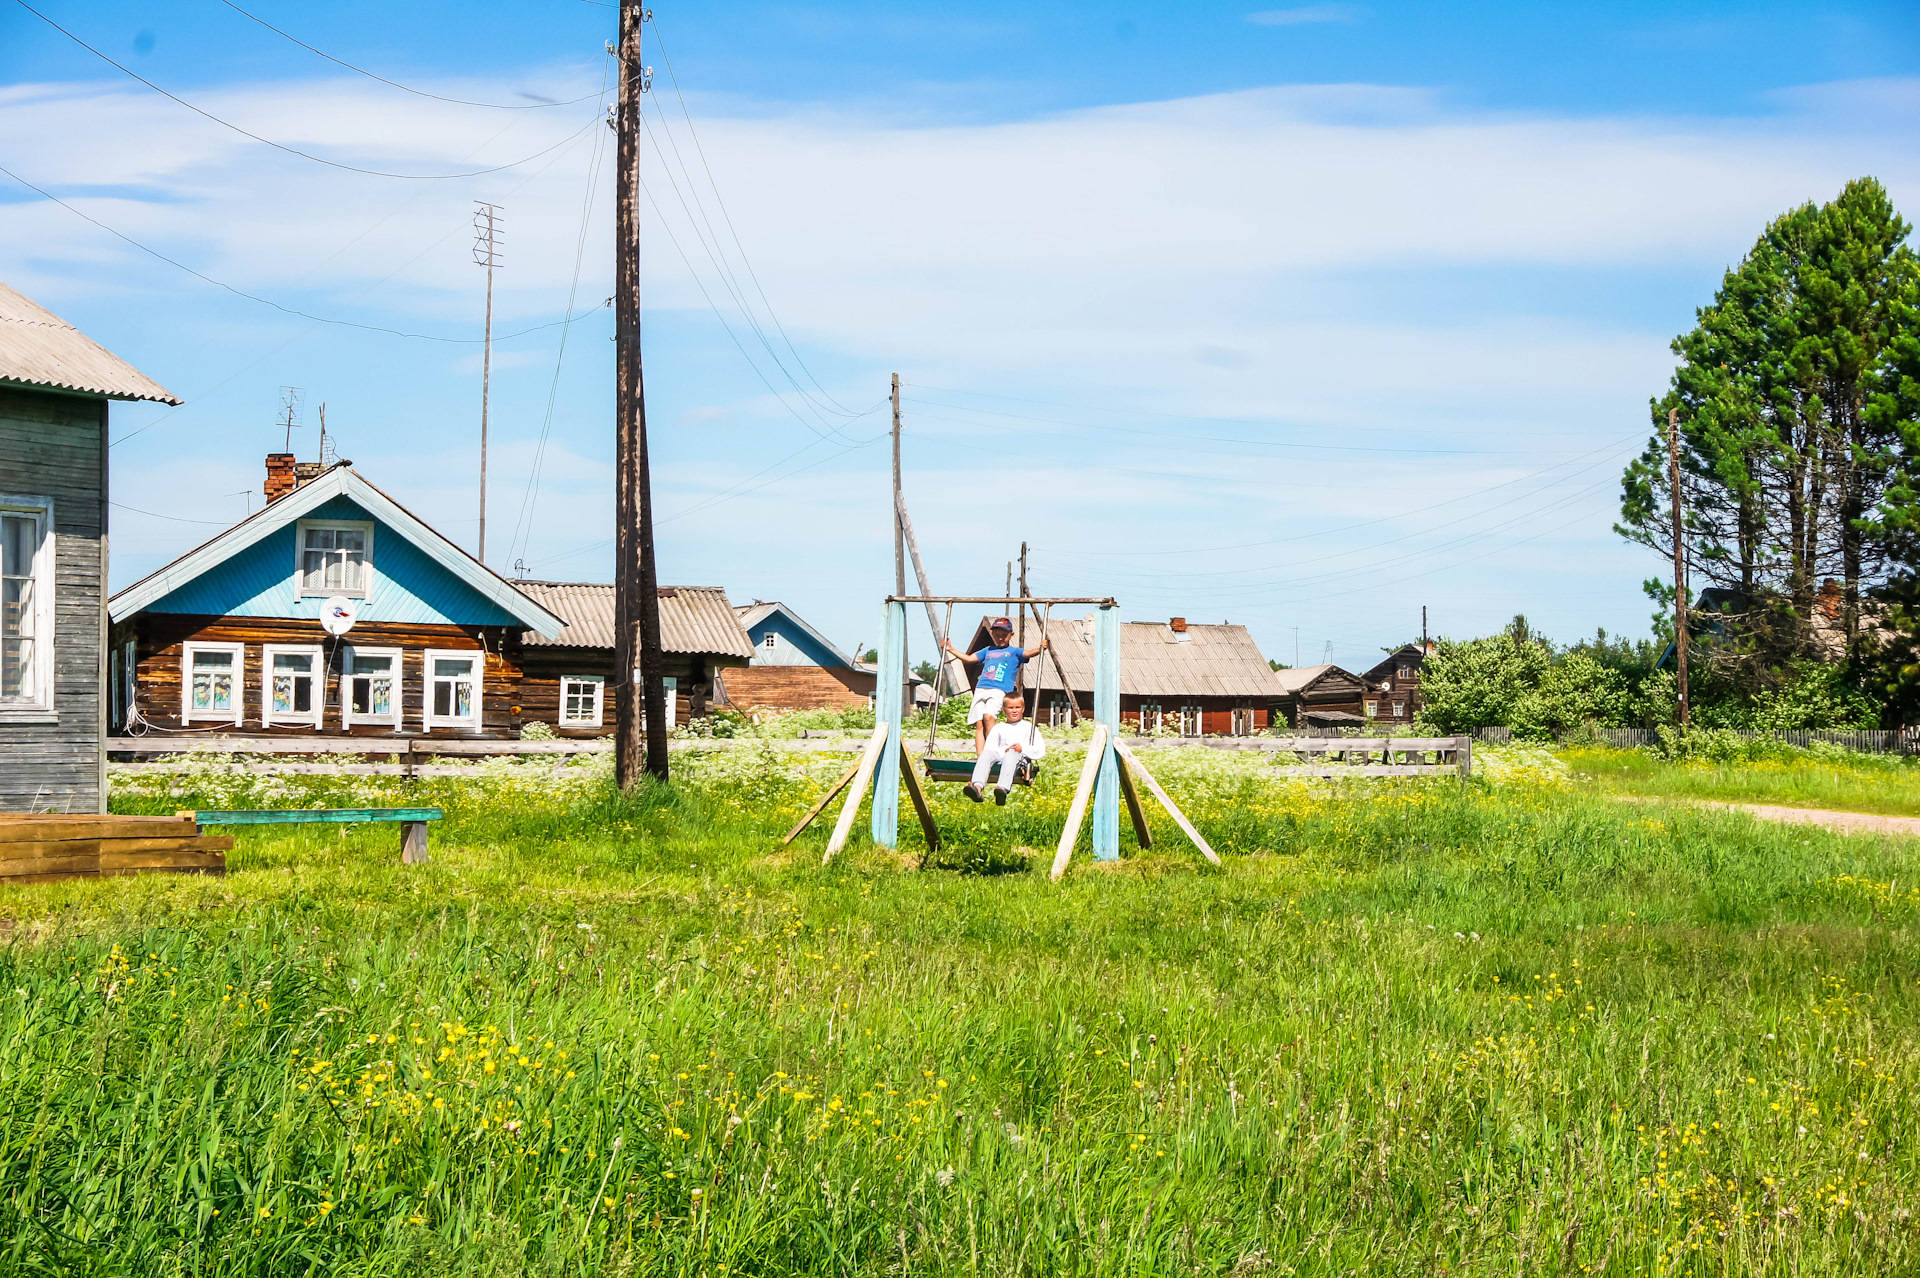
[1567, 743, 1920, 817]
[0, 749, 1914, 1274]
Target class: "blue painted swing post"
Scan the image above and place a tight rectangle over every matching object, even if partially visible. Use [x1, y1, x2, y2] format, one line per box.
[871, 600, 1119, 860]
[870, 600, 908, 848]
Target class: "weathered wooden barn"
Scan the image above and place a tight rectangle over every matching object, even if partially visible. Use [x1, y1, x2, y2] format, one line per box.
[1271, 663, 1369, 728]
[511, 581, 755, 734]
[1, 280, 179, 812]
[1359, 643, 1429, 726]
[722, 600, 875, 713]
[972, 614, 1279, 735]
[107, 463, 756, 740]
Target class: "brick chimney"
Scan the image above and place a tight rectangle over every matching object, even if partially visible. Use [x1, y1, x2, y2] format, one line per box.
[264, 453, 297, 502]
[1169, 616, 1188, 632]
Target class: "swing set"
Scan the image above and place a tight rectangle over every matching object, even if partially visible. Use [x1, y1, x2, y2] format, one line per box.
[782, 596, 1220, 880]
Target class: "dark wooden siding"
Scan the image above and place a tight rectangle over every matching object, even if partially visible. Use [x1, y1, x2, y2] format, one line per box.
[0, 387, 106, 812]
[123, 615, 523, 738]
[718, 665, 873, 715]
[513, 648, 714, 734]
[1027, 690, 1272, 734]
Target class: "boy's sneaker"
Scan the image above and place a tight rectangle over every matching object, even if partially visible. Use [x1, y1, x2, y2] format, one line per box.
[994, 787, 1009, 806]
[963, 783, 984, 803]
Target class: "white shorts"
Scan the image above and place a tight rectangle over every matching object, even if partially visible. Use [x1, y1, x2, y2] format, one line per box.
[966, 687, 1007, 725]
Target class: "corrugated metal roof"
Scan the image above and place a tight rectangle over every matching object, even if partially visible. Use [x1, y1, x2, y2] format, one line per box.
[980, 615, 1281, 698]
[516, 582, 755, 658]
[0, 280, 181, 404]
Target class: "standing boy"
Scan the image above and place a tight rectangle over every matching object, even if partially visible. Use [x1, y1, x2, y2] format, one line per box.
[964, 693, 1046, 805]
[944, 617, 1049, 756]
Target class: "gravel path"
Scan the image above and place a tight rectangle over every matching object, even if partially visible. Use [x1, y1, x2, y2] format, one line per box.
[1634, 797, 1920, 837]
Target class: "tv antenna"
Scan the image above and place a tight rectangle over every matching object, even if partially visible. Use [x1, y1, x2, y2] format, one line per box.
[278, 386, 305, 452]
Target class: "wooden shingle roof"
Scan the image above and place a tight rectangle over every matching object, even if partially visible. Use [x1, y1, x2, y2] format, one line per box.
[975, 615, 1279, 698]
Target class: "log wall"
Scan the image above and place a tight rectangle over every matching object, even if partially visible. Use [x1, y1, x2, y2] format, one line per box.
[122, 614, 523, 738]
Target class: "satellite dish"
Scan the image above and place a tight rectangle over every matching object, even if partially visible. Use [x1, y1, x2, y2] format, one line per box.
[320, 596, 359, 636]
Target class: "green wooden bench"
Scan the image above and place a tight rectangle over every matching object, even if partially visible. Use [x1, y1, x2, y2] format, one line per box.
[187, 807, 444, 864]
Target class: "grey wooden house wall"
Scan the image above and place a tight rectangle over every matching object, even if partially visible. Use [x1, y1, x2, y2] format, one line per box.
[0, 386, 107, 812]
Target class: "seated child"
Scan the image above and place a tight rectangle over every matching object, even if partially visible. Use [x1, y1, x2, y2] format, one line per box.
[944, 616, 1050, 756]
[963, 693, 1046, 806]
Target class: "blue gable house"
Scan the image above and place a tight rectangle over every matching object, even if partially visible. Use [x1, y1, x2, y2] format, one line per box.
[109, 463, 566, 740]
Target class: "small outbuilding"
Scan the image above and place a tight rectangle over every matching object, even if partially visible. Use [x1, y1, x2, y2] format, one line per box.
[1271, 663, 1369, 728]
[1, 280, 179, 812]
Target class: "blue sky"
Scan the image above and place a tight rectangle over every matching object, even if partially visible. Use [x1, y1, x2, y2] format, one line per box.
[3, 1, 1917, 670]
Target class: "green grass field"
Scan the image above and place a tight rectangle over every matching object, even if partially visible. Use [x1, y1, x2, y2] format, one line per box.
[1, 744, 1916, 1275]
[1566, 744, 1920, 818]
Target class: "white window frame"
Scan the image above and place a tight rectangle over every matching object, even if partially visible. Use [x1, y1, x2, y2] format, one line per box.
[180, 641, 246, 726]
[1230, 707, 1255, 736]
[262, 643, 326, 728]
[1138, 703, 1162, 734]
[1392, 700, 1406, 718]
[1179, 705, 1202, 737]
[0, 495, 55, 721]
[558, 674, 606, 728]
[1364, 699, 1379, 718]
[341, 644, 403, 730]
[294, 518, 375, 599]
[423, 648, 483, 731]
[762, 632, 777, 651]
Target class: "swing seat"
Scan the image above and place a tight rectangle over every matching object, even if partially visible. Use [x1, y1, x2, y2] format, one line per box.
[921, 756, 1039, 786]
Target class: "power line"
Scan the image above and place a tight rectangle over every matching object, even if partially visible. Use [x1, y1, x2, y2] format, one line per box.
[16, 1, 600, 181]
[900, 396, 1485, 455]
[0, 161, 586, 344]
[508, 57, 617, 567]
[217, 0, 604, 110]
[648, 14, 860, 419]
[636, 102, 863, 440]
[1043, 430, 1646, 557]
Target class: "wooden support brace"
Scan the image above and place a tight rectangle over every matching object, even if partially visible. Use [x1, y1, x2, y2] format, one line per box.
[401, 821, 430, 865]
[1050, 723, 1109, 881]
[1113, 740, 1222, 867]
[898, 750, 941, 864]
[824, 724, 891, 865]
[1116, 754, 1153, 849]
[782, 758, 862, 846]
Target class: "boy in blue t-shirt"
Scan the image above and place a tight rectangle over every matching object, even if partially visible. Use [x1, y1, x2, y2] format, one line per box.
[944, 617, 1051, 756]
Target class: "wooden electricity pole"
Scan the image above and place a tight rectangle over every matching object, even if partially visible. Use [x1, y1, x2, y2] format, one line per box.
[891, 373, 910, 715]
[1017, 541, 1029, 693]
[1668, 406, 1689, 730]
[615, 0, 669, 784]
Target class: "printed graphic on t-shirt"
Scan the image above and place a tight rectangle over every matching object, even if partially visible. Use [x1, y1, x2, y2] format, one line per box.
[975, 645, 1026, 692]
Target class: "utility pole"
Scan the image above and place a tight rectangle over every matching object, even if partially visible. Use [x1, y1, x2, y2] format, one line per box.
[1017, 541, 1029, 693]
[1293, 626, 1300, 668]
[1668, 406, 1689, 730]
[1421, 605, 1428, 651]
[891, 373, 909, 716]
[614, 0, 668, 785]
[473, 202, 503, 564]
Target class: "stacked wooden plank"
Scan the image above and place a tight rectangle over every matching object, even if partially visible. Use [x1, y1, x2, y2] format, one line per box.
[0, 814, 231, 884]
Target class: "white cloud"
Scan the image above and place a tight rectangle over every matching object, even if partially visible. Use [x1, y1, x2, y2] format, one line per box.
[9, 70, 1916, 657]
[1247, 6, 1360, 27]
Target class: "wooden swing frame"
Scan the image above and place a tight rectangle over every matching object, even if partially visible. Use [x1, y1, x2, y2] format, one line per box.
[780, 595, 1221, 878]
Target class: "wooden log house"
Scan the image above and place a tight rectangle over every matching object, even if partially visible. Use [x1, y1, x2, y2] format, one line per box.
[721, 600, 877, 714]
[108, 460, 567, 740]
[0, 279, 180, 812]
[1359, 642, 1430, 727]
[108, 459, 756, 742]
[1271, 663, 1370, 728]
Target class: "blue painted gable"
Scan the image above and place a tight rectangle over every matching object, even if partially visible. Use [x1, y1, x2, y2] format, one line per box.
[745, 609, 848, 668]
[144, 495, 521, 626]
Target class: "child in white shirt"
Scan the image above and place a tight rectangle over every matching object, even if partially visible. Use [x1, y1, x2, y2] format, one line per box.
[964, 693, 1046, 806]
